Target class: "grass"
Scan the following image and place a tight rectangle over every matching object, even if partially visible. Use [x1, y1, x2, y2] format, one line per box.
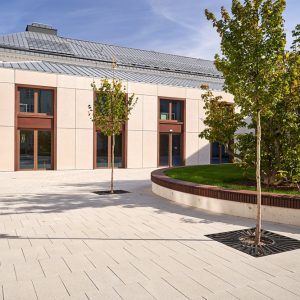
[165, 164, 300, 196]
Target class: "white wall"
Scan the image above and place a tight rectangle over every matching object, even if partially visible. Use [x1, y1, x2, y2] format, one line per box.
[0, 67, 231, 171]
[153, 182, 300, 227]
[0, 69, 15, 171]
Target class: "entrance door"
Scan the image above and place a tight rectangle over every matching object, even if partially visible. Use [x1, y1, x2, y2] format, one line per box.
[96, 132, 124, 168]
[159, 133, 182, 167]
[19, 129, 52, 170]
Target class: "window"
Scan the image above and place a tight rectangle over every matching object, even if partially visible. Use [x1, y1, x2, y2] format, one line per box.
[96, 131, 124, 168]
[16, 85, 56, 171]
[38, 90, 53, 114]
[159, 133, 183, 167]
[160, 99, 182, 121]
[19, 88, 53, 115]
[19, 130, 52, 170]
[211, 142, 231, 164]
[20, 88, 34, 113]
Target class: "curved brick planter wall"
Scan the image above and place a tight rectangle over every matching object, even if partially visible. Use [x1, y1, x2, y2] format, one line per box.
[151, 168, 300, 226]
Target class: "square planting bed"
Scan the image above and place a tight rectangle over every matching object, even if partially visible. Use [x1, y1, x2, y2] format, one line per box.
[206, 227, 300, 257]
[93, 190, 130, 195]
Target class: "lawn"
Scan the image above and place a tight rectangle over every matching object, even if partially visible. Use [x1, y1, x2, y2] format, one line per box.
[165, 164, 300, 196]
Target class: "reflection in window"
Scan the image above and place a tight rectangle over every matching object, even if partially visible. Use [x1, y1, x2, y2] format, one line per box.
[159, 134, 169, 166]
[20, 130, 34, 169]
[38, 130, 52, 169]
[97, 132, 109, 168]
[172, 101, 182, 121]
[114, 134, 123, 168]
[20, 88, 34, 112]
[160, 99, 182, 121]
[38, 90, 53, 114]
[211, 142, 230, 164]
[172, 134, 182, 166]
[160, 100, 169, 120]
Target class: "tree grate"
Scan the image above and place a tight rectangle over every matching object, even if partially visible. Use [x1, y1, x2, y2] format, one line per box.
[93, 190, 130, 195]
[205, 227, 300, 257]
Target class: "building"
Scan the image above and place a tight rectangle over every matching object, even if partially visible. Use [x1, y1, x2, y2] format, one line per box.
[0, 23, 232, 171]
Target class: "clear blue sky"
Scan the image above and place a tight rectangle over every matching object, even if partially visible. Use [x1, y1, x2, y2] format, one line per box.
[1, 0, 299, 60]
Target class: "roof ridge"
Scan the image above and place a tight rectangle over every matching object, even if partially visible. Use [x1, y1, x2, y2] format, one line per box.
[0, 31, 215, 63]
[64, 34, 214, 63]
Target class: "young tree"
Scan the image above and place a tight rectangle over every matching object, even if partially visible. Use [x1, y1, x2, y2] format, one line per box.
[89, 77, 137, 193]
[199, 84, 245, 160]
[205, 0, 287, 245]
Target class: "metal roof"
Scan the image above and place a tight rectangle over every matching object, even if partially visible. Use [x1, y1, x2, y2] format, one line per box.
[0, 31, 222, 79]
[0, 60, 224, 90]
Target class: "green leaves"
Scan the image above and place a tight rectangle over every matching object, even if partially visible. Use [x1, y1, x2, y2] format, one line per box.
[203, 0, 300, 187]
[89, 79, 137, 137]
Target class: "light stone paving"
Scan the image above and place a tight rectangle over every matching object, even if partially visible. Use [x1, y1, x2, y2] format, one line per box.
[0, 168, 299, 300]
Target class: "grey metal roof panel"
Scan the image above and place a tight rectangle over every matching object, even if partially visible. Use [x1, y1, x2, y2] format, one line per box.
[0, 31, 222, 78]
[0, 60, 223, 90]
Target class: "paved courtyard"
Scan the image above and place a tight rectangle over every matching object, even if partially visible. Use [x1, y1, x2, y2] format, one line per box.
[0, 169, 299, 300]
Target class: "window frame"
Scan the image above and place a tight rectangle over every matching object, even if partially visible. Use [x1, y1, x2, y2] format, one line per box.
[18, 86, 54, 116]
[15, 84, 57, 171]
[159, 98, 184, 123]
[158, 96, 186, 167]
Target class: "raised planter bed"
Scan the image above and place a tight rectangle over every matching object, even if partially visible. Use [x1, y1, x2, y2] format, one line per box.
[151, 168, 300, 226]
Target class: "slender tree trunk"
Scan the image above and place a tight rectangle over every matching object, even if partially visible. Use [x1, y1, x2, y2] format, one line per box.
[255, 109, 262, 245]
[111, 134, 115, 193]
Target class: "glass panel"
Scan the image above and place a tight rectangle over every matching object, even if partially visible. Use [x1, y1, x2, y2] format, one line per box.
[38, 90, 53, 114]
[160, 100, 169, 120]
[211, 142, 220, 164]
[172, 134, 182, 166]
[221, 144, 230, 163]
[20, 130, 34, 169]
[114, 134, 123, 168]
[97, 132, 108, 167]
[172, 101, 182, 121]
[159, 134, 169, 166]
[38, 131, 52, 169]
[19, 88, 34, 113]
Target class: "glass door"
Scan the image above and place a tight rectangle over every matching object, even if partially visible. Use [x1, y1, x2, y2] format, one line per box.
[114, 134, 123, 168]
[159, 133, 182, 167]
[159, 134, 169, 166]
[172, 134, 182, 166]
[96, 132, 124, 168]
[38, 130, 52, 169]
[19, 129, 52, 170]
[20, 130, 34, 169]
[96, 132, 109, 168]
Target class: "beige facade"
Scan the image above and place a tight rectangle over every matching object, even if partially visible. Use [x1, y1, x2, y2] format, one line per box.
[0, 67, 232, 171]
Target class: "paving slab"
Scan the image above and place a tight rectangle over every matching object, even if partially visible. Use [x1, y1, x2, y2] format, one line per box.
[0, 168, 299, 300]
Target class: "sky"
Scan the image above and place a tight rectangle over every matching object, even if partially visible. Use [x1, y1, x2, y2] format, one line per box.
[0, 0, 299, 60]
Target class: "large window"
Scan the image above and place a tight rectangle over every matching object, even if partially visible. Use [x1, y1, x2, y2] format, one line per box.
[16, 85, 56, 171]
[158, 98, 185, 167]
[160, 99, 183, 121]
[19, 88, 53, 115]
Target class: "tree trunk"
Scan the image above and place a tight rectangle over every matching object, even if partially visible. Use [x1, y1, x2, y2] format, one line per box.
[255, 109, 262, 245]
[111, 134, 115, 194]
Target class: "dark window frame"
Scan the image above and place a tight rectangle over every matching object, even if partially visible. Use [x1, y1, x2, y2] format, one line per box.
[159, 98, 184, 122]
[15, 84, 57, 171]
[18, 87, 54, 116]
[210, 142, 233, 164]
[158, 97, 186, 167]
